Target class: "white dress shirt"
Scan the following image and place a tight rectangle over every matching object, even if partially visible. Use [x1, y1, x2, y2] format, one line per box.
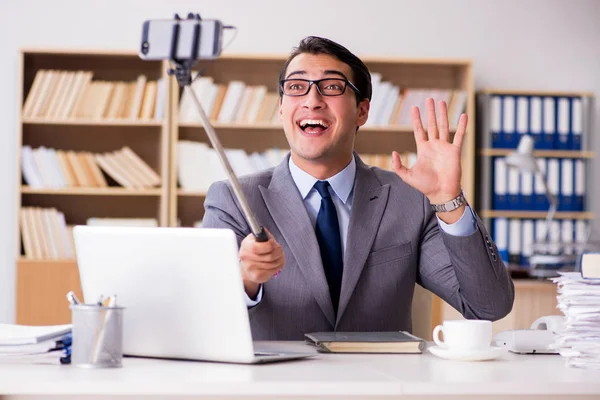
[246, 157, 477, 306]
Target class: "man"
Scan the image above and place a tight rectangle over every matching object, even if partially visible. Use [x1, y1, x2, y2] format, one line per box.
[203, 36, 514, 340]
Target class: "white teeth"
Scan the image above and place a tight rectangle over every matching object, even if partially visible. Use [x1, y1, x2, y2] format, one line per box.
[299, 119, 330, 128]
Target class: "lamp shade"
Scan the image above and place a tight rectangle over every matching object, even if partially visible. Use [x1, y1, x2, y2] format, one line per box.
[505, 135, 540, 173]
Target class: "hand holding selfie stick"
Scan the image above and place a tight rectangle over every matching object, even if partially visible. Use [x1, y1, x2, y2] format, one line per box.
[146, 13, 268, 242]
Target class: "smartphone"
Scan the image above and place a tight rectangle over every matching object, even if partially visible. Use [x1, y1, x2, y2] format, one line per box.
[140, 18, 223, 61]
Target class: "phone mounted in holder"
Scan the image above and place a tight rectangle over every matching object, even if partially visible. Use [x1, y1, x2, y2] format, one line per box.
[167, 13, 203, 87]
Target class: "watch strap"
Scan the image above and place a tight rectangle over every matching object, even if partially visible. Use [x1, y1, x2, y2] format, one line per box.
[430, 191, 466, 213]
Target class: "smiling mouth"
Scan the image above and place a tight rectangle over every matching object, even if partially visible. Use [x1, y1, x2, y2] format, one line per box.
[297, 119, 331, 134]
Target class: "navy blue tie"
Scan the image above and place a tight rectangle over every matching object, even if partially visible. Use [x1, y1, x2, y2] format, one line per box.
[314, 180, 343, 313]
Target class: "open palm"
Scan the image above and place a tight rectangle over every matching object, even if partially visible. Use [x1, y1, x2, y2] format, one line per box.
[391, 97, 468, 205]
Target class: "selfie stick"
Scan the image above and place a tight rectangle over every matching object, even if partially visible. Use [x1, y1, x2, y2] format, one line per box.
[166, 14, 268, 242]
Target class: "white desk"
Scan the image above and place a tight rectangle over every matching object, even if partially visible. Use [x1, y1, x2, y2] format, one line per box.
[1, 342, 599, 400]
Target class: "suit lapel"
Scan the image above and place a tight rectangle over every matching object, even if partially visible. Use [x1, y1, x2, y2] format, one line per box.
[336, 155, 390, 324]
[259, 157, 336, 326]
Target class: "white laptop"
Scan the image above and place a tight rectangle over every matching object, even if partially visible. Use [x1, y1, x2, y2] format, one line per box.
[73, 225, 315, 364]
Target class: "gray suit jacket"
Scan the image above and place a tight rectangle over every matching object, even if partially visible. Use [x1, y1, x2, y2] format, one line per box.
[203, 153, 515, 340]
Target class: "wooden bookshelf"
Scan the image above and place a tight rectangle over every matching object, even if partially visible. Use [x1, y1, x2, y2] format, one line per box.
[480, 89, 595, 97]
[479, 148, 595, 158]
[442, 89, 597, 334]
[15, 49, 171, 324]
[16, 259, 81, 325]
[22, 118, 163, 127]
[481, 210, 595, 220]
[21, 186, 163, 196]
[169, 55, 476, 227]
[15, 50, 477, 330]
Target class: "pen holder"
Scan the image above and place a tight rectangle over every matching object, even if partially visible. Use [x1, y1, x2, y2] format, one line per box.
[70, 304, 125, 368]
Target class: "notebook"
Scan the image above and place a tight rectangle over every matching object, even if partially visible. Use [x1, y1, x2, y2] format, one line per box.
[0, 324, 72, 346]
[305, 331, 426, 353]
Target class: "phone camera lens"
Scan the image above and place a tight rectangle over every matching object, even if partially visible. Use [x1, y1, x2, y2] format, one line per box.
[141, 42, 149, 54]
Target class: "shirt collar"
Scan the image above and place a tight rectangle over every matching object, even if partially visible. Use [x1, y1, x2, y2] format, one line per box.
[288, 155, 356, 204]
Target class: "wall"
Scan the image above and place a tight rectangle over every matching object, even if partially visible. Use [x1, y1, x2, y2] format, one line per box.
[1, 0, 599, 322]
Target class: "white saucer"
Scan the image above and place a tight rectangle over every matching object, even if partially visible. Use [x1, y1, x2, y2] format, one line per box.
[428, 345, 507, 361]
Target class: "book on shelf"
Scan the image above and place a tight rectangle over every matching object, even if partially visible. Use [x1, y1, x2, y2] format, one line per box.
[21, 146, 161, 189]
[177, 73, 467, 127]
[304, 331, 426, 354]
[177, 141, 288, 192]
[19, 207, 160, 260]
[178, 78, 281, 124]
[22, 69, 166, 121]
[487, 93, 585, 151]
[494, 217, 589, 267]
[20, 207, 73, 260]
[86, 217, 158, 227]
[365, 72, 466, 127]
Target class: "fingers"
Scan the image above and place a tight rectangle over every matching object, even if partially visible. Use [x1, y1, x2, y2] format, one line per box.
[240, 244, 284, 264]
[414, 98, 451, 142]
[437, 100, 450, 142]
[453, 113, 468, 150]
[263, 227, 274, 239]
[242, 260, 284, 284]
[411, 106, 427, 143]
[425, 98, 439, 140]
[239, 231, 285, 284]
[241, 231, 279, 255]
[391, 151, 409, 181]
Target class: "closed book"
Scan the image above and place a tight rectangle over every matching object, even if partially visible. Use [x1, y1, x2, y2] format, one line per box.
[581, 253, 600, 279]
[304, 331, 425, 354]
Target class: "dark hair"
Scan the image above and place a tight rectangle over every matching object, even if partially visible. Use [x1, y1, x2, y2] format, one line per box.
[278, 36, 372, 105]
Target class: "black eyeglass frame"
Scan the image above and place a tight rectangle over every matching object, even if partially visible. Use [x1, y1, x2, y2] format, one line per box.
[279, 78, 361, 97]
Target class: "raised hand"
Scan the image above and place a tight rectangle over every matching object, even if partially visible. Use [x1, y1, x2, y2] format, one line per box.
[391, 97, 468, 218]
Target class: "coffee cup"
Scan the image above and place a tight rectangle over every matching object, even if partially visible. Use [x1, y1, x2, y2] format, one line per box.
[432, 320, 492, 351]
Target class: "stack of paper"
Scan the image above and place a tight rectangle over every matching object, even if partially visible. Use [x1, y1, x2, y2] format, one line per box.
[0, 324, 72, 365]
[551, 272, 600, 369]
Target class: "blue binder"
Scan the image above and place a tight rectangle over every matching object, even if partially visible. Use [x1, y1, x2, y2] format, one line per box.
[574, 159, 585, 211]
[555, 97, 571, 150]
[559, 159, 574, 211]
[491, 95, 503, 148]
[493, 157, 508, 210]
[541, 97, 556, 150]
[493, 218, 509, 263]
[502, 96, 517, 149]
[529, 96, 543, 149]
[571, 97, 583, 150]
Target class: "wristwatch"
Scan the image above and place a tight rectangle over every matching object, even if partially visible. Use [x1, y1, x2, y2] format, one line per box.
[430, 191, 466, 213]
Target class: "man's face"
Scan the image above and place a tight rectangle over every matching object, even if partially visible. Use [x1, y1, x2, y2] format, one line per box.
[279, 53, 369, 171]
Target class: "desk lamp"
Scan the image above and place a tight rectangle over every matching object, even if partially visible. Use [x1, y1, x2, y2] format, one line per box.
[505, 135, 574, 278]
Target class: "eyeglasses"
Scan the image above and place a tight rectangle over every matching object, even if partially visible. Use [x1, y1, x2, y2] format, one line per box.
[279, 78, 361, 97]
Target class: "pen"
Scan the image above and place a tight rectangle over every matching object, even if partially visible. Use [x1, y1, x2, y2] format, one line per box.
[66, 291, 80, 306]
[91, 295, 117, 364]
